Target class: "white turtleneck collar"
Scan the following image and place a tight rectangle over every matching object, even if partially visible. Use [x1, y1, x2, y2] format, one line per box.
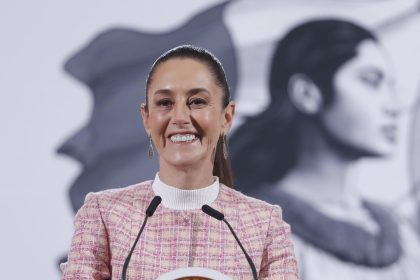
[151, 173, 220, 210]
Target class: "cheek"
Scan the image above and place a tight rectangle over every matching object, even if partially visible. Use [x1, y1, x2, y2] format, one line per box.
[322, 93, 384, 150]
[325, 70, 395, 152]
[192, 110, 222, 142]
[148, 112, 169, 137]
[149, 111, 167, 124]
[328, 78, 377, 134]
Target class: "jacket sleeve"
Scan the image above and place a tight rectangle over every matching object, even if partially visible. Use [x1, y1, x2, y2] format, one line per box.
[61, 192, 111, 280]
[259, 205, 299, 280]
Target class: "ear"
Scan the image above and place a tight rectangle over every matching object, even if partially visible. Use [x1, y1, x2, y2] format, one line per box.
[288, 73, 323, 115]
[221, 101, 235, 135]
[140, 103, 151, 135]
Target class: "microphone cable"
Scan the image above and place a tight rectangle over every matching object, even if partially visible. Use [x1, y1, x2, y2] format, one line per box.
[122, 196, 162, 280]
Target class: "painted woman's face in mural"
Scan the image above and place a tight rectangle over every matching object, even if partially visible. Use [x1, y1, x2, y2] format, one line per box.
[141, 58, 234, 170]
[321, 39, 400, 157]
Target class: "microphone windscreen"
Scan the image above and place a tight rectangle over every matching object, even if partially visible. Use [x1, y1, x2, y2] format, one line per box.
[202, 204, 224, 220]
[146, 196, 162, 217]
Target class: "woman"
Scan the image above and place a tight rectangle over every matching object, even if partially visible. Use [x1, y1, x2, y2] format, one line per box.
[231, 19, 420, 279]
[61, 45, 298, 279]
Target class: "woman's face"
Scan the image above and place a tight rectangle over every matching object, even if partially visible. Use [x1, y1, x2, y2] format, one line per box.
[141, 58, 234, 169]
[320, 39, 399, 157]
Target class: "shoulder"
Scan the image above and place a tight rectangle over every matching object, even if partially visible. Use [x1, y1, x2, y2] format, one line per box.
[218, 184, 283, 221]
[81, 180, 154, 214]
[219, 184, 279, 209]
[85, 180, 153, 202]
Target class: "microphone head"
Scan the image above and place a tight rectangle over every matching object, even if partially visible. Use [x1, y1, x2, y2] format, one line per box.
[146, 196, 162, 217]
[202, 204, 224, 221]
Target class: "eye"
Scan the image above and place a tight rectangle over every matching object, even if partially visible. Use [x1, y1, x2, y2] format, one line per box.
[361, 75, 380, 88]
[359, 70, 383, 89]
[156, 98, 173, 108]
[189, 98, 208, 108]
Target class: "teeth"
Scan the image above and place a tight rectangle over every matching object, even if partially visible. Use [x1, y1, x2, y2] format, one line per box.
[170, 134, 197, 143]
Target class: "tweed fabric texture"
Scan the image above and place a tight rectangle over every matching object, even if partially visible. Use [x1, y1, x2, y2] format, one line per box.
[61, 181, 298, 279]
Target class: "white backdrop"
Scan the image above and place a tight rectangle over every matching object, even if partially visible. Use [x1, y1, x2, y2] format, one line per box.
[1, 1, 419, 279]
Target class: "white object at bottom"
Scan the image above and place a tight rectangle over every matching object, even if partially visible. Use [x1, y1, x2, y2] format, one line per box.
[156, 267, 232, 280]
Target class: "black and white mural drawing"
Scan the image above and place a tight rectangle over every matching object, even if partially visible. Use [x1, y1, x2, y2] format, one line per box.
[231, 17, 420, 279]
[57, 0, 420, 279]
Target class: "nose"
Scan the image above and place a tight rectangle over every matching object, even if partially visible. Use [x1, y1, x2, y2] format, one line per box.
[171, 103, 191, 126]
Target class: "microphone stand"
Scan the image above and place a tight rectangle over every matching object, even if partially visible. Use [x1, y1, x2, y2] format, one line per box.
[202, 204, 258, 280]
[122, 196, 162, 280]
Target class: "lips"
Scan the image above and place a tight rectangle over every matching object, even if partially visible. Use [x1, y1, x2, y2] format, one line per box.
[381, 125, 397, 143]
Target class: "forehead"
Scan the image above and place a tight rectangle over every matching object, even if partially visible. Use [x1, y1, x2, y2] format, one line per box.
[149, 58, 217, 91]
[347, 40, 393, 75]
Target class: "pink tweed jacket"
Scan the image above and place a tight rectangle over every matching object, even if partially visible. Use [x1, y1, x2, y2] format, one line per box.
[61, 181, 299, 279]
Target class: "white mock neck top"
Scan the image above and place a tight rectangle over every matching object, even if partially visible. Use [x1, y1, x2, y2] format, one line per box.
[151, 173, 219, 210]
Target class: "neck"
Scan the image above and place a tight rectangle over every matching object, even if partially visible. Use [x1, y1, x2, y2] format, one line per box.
[281, 121, 361, 207]
[152, 173, 219, 210]
[159, 160, 214, 190]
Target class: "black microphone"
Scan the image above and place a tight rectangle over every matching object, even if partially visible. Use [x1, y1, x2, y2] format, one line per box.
[202, 205, 258, 280]
[122, 196, 162, 280]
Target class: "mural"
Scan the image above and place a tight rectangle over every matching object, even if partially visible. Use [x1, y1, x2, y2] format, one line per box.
[58, 0, 420, 278]
[230, 18, 420, 279]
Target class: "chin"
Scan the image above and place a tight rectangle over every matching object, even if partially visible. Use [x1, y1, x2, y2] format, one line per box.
[331, 136, 395, 159]
[369, 146, 395, 158]
[354, 143, 395, 158]
[168, 160, 197, 167]
[163, 155, 203, 168]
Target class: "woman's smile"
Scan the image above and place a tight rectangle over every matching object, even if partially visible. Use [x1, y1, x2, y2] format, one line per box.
[169, 134, 198, 143]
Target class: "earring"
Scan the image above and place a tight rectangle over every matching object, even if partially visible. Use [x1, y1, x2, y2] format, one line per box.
[148, 136, 154, 159]
[222, 135, 229, 159]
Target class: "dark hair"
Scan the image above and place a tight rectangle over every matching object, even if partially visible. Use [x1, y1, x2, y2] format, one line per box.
[145, 45, 234, 187]
[231, 19, 377, 190]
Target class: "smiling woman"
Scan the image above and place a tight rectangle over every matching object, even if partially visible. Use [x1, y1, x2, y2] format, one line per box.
[141, 49, 234, 188]
[60, 45, 299, 280]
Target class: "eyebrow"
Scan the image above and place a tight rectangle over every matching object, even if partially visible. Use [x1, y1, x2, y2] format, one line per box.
[153, 89, 172, 96]
[153, 88, 211, 96]
[188, 88, 211, 96]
